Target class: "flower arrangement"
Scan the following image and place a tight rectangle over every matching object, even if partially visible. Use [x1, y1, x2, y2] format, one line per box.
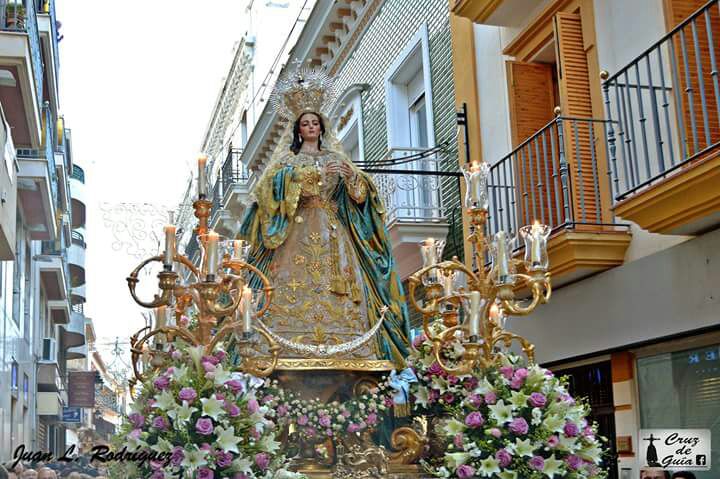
[261, 378, 392, 442]
[407, 330, 608, 479]
[112, 341, 301, 479]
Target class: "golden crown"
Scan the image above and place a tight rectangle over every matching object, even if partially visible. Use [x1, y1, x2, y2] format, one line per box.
[271, 65, 338, 121]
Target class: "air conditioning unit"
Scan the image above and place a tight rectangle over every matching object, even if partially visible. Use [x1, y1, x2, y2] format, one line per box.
[41, 338, 57, 363]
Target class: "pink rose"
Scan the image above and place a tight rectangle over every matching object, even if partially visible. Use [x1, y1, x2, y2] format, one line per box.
[464, 411, 484, 428]
[255, 452, 270, 471]
[508, 417, 529, 435]
[297, 414, 309, 426]
[495, 448, 512, 467]
[529, 455, 545, 471]
[456, 464, 475, 479]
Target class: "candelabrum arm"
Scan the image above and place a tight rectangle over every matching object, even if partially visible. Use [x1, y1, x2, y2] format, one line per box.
[432, 325, 478, 376]
[500, 273, 551, 316]
[222, 260, 275, 318]
[126, 256, 176, 308]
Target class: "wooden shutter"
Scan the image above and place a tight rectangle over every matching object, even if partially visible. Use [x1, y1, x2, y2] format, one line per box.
[506, 61, 557, 226]
[666, 0, 720, 155]
[555, 12, 601, 227]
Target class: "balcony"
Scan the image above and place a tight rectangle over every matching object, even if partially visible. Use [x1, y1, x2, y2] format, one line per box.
[17, 106, 58, 240]
[603, 0, 720, 235]
[67, 229, 85, 287]
[39, 239, 68, 301]
[36, 0, 59, 111]
[217, 146, 250, 233]
[69, 164, 86, 228]
[487, 116, 631, 287]
[48, 297, 70, 325]
[61, 310, 86, 351]
[0, 0, 43, 147]
[0, 103, 17, 260]
[70, 284, 85, 305]
[369, 149, 452, 279]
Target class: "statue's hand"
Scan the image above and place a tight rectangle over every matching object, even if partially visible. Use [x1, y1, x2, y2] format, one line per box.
[324, 160, 354, 180]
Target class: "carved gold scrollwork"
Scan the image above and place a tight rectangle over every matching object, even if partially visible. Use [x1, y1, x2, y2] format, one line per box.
[388, 427, 426, 465]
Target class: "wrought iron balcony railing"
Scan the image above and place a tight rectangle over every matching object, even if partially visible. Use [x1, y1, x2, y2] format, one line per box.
[221, 147, 249, 189]
[602, 0, 720, 202]
[0, 0, 44, 108]
[71, 229, 85, 248]
[370, 147, 450, 225]
[486, 116, 620, 244]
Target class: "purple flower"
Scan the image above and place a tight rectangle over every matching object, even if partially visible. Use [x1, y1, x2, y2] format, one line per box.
[200, 443, 211, 451]
[232, 474, 249, 479]
[509, 417, 529, 435]
[448, 375, 459, 385]
[442, 393, 455, 404]
[214, 350, 227, 362]
[255, 452, 270, 471]
[215, 451, 232, 468]
[529, 455, 545, 471]
[179, 387, 197, 402]
[490, 427, 502, 438]
[319, 415, 332, 427]
[464, 411, 485, 428]
[468, 394, 483, 407]
[566, 454, 583, 470]
[128, 428, 141, 440]
[564, 421, 579, 437]
[305, 427, 317, 437]
[499, 365, 514, 380]
[366, 413, 378, 426]
[428, 389, 440, 403]
[583, 426, 595, 438]
[128, 413, 145, 428]
[262, 394, 274, 404]
[484, 391, 497, 404]
[412, 333, 426, 348]
[547, 435, 560, 447]
[510, 376, 524, 390]
[170, 447, 184, 467]
[202, 355, 220, 366]
[495, 448, 512, 468]
[225, 379, 244, 393]
[227, 404, 241, 417]
[277, 404, 289, 417]
[456, 464, 475, 479]
[247, 398, 260, 414]
[341, 410, 351, 418]
[453, 433, 464, 448]
[153, 375, 170, 390]
[528, 392, 547, 408]
[216, 451, 233, 468]
[427, 362, 444, 376]
[297, 414, 309, 426]
[171, 350, 182, 360]
[463, 377, 479, 391]
[197, 467, 214, 479]
[514, 368, 528, 380]
[347, 423, 361, 433]
[195, 417, 214, 435]
[151, 471, 165, 479]
[151, 416, 168, 430]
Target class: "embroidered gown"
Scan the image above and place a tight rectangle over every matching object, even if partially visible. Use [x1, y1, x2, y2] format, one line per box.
[239, 149, 411, 364]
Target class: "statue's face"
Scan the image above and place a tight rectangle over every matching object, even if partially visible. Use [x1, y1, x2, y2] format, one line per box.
[298, 113, 321, 142]
[640, 469, 666, 479]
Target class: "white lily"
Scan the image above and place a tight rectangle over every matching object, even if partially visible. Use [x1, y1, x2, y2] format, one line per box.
[201, 394, 225, 421]
[180, 445, 207, 472]
[487, 400, 513, 424]
[167, 400, 197, 426]
[154, 390, 177, 411]
[214, 425, 241, 454]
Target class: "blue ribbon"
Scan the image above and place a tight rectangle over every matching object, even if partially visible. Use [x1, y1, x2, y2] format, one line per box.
[388, 368, 418, 406]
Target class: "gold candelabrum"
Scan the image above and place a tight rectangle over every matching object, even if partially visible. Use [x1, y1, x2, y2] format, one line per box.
[407, 160, 552, 375]
[126, 160, 280, 390]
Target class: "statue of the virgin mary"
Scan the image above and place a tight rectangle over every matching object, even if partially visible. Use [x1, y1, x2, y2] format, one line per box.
[239, 67, 411, 365]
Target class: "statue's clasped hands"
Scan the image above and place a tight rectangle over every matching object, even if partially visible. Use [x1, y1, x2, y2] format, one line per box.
[324, 159, 355, 180]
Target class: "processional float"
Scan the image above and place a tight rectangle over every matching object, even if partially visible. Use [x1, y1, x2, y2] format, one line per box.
[125, 154, 553, 477]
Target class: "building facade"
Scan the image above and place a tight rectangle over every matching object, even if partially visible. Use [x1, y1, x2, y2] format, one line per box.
[0, 0, 87, 461]
[451, 0, 720, 477]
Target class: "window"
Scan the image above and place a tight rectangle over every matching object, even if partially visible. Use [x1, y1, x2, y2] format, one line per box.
[383, 24, 440, 221]
[638, 344, 720, 479]
[332, 85, 366, 164]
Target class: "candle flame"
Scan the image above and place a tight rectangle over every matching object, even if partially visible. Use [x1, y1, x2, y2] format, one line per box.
[489, 303, 500, 319]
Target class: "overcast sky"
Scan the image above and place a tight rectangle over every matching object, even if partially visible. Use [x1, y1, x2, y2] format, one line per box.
[56, 1, 248, 365]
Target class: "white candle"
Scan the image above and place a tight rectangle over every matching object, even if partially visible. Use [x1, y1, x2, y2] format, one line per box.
[463, 161, 489, 210]
[530, 221, 544, 264]
[198, 154, 208, 198]
[495, 231, 510, 281]
[163, 224, 176, 267]
[443, 271, 454, 297]
[420, 238, 437, 268]
[206, 230, 219, 277]
[241, 286, 253, 333]
[489, 303, 500, 321]
[468, 291, 481, 337]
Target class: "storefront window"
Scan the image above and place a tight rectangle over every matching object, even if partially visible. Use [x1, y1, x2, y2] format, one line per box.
[638, 344, 720, 479]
